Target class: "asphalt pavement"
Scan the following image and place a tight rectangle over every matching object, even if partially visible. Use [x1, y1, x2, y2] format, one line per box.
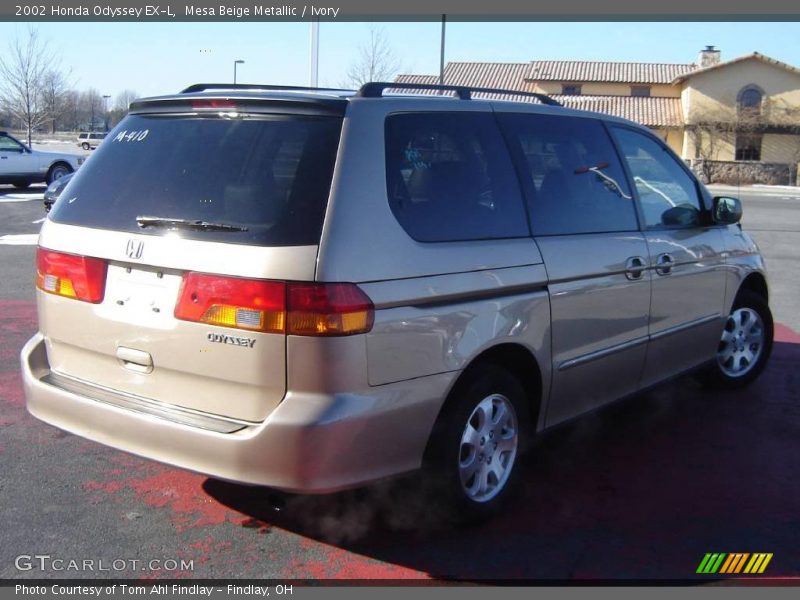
[1, 184, 798, 581]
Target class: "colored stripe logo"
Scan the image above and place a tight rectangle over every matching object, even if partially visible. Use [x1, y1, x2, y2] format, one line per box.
[697, 553, 773, 574]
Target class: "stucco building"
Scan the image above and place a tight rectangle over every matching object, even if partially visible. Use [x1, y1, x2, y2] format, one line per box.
[395, 47, 800, 184]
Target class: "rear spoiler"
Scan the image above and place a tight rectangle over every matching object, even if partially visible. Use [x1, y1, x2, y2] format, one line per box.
[129, 94, 347, 117]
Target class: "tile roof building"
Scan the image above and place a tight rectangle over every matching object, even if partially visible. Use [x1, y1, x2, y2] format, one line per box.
[395, 48, 800, 182]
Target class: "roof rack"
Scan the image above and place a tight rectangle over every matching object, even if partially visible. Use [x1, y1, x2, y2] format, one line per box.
[180, 83, 353, 94]
[357, 82, 562, 106]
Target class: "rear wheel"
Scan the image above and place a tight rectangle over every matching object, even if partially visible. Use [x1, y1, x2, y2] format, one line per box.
[81, 142, 90, 150]
[46, 163, 72, 185]
[698, 290, 773, 389]
[425, 364, 530, 521]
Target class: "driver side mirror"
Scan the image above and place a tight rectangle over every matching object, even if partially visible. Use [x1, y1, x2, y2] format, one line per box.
[712, 196, 742, 225]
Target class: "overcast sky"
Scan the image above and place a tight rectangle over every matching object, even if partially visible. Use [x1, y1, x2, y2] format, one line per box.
[1, 21, 799, 101]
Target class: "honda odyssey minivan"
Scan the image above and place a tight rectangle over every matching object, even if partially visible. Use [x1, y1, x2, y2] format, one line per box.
[21, 82, 772, 517]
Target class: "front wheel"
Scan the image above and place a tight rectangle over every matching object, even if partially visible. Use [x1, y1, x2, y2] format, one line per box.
[424, 364, 530, 521]
[698, 290, 773, 389]
[46, 163, 72, 185]
[81, 142, 90, 150]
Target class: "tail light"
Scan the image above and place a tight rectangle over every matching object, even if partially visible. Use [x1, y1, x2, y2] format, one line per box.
[174, 273, 286, 333]
[174, 274, 374, 337]
[288, 283, 374, 336]
[36, 248, 107, 303]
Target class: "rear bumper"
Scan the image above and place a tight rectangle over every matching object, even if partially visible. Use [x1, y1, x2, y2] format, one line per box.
[21, 333, 453, 493]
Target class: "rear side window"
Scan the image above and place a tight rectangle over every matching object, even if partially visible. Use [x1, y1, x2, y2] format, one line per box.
[497, 114, 638, 236]
[51, 113, 342, 246]
[385, 112, 528, 242]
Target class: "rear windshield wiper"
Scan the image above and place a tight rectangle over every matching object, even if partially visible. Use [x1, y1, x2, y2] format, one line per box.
[136, 216, 248, 232]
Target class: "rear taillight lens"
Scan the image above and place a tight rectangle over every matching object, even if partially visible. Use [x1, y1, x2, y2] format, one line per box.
[174, 274, 374, 337]
[36, 248, 107, 303]
[288, 283, 374, 336]
[175, 273, 286, 333]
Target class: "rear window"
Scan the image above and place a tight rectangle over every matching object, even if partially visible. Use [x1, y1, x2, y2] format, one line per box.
[51, 113, 342, 246]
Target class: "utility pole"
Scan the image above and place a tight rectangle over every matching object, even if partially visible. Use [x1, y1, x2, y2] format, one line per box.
[309, 20, 320, 87]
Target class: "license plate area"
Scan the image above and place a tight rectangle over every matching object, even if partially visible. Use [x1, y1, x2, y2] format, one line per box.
[102, 264, 183, 325]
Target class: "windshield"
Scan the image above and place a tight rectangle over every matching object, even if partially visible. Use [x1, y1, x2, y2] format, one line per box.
[50, 113, 342, 246]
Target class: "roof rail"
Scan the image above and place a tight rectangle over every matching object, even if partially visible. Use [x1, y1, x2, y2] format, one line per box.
[357, 82, 562, 106]
[180, 83, 353, 94]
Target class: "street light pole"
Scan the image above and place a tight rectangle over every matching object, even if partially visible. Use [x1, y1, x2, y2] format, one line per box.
[233, 59, 245, 84]
[102, 94, 110, 131]
[439, 15, 446, 87]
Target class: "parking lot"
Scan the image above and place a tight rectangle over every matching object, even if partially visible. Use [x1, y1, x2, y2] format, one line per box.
[1, 183, 798, 581]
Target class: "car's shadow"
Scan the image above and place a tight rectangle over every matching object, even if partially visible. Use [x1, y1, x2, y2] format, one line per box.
[204, 338, 800, 581]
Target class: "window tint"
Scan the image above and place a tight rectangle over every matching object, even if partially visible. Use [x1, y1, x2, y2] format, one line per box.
[497, 114, 638, 236]
[385, 112, 528, 242]
[51, 114, 342, 246]
[612, 126, 702, 229]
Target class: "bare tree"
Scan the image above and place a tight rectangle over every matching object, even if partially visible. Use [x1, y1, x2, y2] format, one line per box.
[41, 69, 71, 134]
[80, 88, 103, 131]
[0, 28, 55, 146]
[344, 26, 401, 88]
[61, 89, 81, 131]
[686, 106, 737, 183]
[114, 89, 139, 112]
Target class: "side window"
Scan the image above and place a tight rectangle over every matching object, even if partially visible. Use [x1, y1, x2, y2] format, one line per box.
[385, 112, 528, 242]
[612, 127, 703, 229]
[0, 135, 25, 153]
[497, 114, 638, 236]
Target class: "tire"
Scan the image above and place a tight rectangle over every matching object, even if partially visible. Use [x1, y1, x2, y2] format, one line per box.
[46, 163, 72, 185]
[698, 289, 773, 389]
[13, 182, 31, 190]
[81, 142, 90, 150]
[424, 364, 530, 522]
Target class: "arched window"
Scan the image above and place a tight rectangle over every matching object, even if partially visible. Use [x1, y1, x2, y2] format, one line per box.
[738, 85, 763, 116]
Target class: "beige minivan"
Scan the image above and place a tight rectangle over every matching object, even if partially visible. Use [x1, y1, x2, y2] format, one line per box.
[21, 82, 773, 517]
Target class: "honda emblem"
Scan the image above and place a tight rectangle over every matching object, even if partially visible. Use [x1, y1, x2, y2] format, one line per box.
[126, 239, 144, 260]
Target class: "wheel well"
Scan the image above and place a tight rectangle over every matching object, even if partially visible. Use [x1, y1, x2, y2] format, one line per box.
[49, 161, 73, 173]
[738, 273, 768, 303]
[456, 343, 543, 428]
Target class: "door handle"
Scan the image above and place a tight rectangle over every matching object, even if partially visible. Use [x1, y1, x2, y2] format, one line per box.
[655, 253, 674, 276]
[116, 346, 154, 374]
[624, 256, 647, 281]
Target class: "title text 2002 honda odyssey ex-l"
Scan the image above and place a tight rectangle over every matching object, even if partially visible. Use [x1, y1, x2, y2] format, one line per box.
[21, 82, 773, 518]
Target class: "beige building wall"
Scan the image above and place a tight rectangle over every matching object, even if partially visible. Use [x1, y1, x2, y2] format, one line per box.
[682, 58, 800, 124]
[762, 133, 800, 164]
[532, 81, 680, 97]
[680, 130, 800, 163]
[680, 128, 736, 161]
[680, 58, 800, 161]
